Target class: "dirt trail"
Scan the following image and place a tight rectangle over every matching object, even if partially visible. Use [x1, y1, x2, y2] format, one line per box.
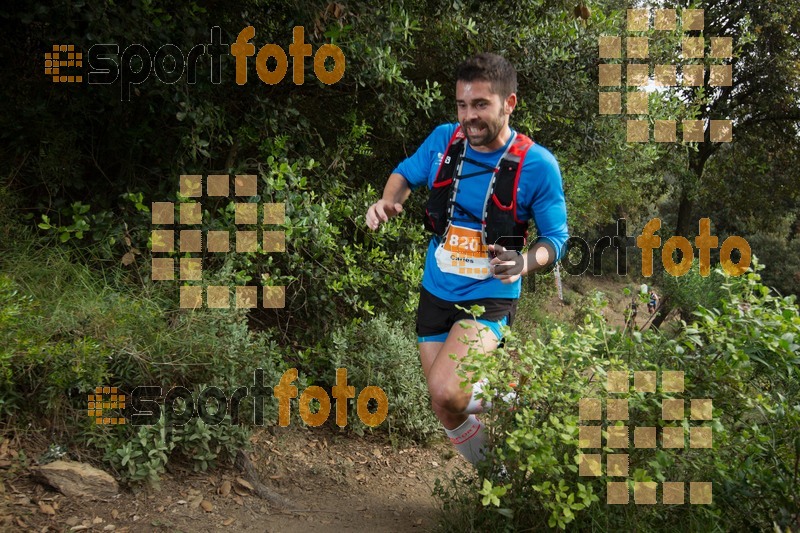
[2, 427, 465, 532]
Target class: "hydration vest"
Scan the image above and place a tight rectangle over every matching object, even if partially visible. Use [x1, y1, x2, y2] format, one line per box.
[423, 125, 534, 251]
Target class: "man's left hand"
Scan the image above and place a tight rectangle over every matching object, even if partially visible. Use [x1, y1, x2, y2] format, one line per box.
[488, 244, 525, 284]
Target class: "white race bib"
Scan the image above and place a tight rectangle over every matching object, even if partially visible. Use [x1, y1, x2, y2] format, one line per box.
[434, 225, 491, 280]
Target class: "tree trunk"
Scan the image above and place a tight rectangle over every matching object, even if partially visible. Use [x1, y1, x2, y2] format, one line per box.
[648, 295, 671, 330]
[674, 188, 694, 238]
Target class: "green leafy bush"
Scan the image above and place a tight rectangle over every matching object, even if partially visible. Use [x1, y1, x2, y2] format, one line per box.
[328, 314, 441, 445]
[660, 258, 726, 321]
[90, 418, 173, 487]
[171, 416, 251, 473]
[436, 263, 799, 531]
[0, 274, 37, 413]
[88, 413, 249, 486]
[0, 239, 285, 485]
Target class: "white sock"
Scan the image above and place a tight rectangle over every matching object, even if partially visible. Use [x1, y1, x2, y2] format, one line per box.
[465, 379, 517, 414]
[465, 379, 491, 414]
[444, 415, 487, 466]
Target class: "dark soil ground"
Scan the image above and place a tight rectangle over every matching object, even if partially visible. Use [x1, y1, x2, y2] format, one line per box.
[1, 426, 466, 532]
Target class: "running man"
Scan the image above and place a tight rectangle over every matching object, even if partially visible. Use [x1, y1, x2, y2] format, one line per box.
[365, 54, 568, 467]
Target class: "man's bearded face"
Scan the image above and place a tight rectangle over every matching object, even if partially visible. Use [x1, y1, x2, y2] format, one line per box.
[456, 80, 515, 151]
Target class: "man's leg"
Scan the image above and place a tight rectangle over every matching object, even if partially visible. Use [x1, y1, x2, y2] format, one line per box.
[420, 320, 500, 465]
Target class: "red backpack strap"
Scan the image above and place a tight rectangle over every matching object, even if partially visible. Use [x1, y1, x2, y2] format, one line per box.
[432, 125, 466, 188]
[511, 133, 534, 223]
[492, 133, 534, 223]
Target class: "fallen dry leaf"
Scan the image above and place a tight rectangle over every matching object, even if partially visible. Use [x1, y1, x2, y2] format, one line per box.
[219, 480, 231, 496]
[200, 500, 213, 512]
[235, 477, 254, 491]
[38, 502, 55, 516]
[189, 495, 203, 509]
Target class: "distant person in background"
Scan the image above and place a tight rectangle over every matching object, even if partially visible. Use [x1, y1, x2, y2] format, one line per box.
[647, 290, 659, 314]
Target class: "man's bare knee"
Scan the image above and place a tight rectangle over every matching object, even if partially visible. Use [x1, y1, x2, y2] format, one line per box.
[429, 381, 468, 414]
[430, 399, 448, 420]
[430, 399, 467, 430]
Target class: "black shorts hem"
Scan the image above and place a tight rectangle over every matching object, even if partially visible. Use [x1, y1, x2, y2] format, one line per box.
[415, 285, 518, 338]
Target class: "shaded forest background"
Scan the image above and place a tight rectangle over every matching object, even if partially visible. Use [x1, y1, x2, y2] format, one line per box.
[1, 0, 798, 322]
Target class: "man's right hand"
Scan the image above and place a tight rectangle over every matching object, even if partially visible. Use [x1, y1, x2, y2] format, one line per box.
[366, 199, 403, 231]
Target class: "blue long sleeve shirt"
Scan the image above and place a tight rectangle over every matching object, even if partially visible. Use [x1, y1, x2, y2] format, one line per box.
[394, 123, 569, 300]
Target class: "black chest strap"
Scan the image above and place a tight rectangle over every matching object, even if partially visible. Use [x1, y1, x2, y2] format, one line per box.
[423, 125, 535, 251]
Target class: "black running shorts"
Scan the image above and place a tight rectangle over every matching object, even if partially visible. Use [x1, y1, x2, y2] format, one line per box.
[415, 286, 517, 343]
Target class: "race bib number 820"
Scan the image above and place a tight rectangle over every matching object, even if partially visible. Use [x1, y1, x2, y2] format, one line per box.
[435, 225, 491, 280]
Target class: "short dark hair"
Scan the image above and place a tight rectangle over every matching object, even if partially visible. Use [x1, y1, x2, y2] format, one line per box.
[455, 53, 518, 99]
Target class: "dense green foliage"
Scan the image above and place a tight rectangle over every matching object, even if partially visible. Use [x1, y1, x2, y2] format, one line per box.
[0, 222, 282, 480]
[437, 264, 799, 531]
[329, 314, 442, 445]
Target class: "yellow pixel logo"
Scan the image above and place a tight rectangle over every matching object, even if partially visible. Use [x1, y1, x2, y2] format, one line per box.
[88, 387, 126, 425]
[45, 44, 83, 83]
[578, 370, 713, 505]
[151, 174, 286, 309]
[599, 8, 733, 143]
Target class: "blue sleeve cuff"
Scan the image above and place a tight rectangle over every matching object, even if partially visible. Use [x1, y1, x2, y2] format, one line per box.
[392, 169, 420, 191]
